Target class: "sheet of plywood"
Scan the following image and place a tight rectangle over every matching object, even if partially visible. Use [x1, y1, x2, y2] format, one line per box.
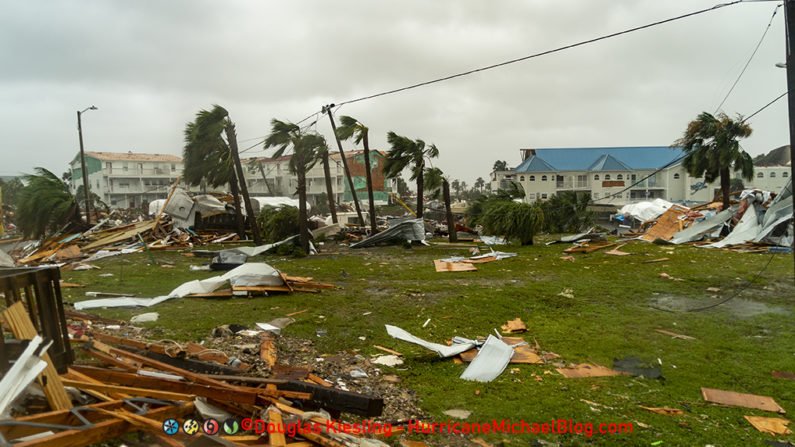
[701, 387, 785, 413]
[641, 205, 690, 241]
[744, 415, 791, 435]
[434, 259, 477, 272]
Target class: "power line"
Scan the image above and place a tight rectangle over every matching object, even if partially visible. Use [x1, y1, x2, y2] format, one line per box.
[325, 1, 743, 110]
[741, 91, 788, 122]
[714, 4, 781, 113]
[686, 252, 776, 311]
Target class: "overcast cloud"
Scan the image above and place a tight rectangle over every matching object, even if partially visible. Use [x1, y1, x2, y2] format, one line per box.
[0, 1, 789, 185]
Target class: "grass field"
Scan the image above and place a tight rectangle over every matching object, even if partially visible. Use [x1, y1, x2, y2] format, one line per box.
[61, 236, 795, 446]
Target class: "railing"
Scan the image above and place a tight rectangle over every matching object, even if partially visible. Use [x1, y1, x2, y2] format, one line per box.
[103, 168, 179, 177]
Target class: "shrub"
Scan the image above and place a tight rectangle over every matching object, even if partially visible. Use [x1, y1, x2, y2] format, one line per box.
[540, 191, 593, 233]
[480, 201, 544, 245]
[257, 205, 299, 242]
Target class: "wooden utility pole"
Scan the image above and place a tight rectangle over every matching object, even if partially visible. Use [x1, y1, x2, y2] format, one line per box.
[443, 178, 457, 242]
[226, 122, 263, 244]
[362, 131, 377, 234]
[77, 108, 96, 224]
[320, 150, 338, 224]
[785, 0, 795, 280]
[323, 105, 365, 227]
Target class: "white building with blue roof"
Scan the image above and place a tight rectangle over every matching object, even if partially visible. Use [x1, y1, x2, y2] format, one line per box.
[491, 146, 720, 206]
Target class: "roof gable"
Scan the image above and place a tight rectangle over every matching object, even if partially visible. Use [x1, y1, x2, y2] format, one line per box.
[588, 154, 632, 171]
[514, 155, 556, 172]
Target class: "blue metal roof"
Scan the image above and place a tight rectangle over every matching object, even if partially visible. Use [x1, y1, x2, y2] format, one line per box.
[524, 146, 683, 171]
[588, 154, 632, 171]
[514, 155, 557, 172]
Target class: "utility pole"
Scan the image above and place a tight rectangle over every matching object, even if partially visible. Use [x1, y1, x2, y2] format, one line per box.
[785, 0, 795, 281]
[77, 106, 97, 224]
[323, 104, 365, 227]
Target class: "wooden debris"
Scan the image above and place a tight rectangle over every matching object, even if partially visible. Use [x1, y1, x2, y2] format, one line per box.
[501, 318, 527, 334]
[640, 205, 691, 242]
[2, 302, 72, 410]
[654, 329, 695, 340]
[605, 243, 632, 255]
[286, 308, 309, 317]
[373, 345, 403, 356]
[640, 406, 683, 415]
[434, 259, 477, 272]
[772, 370, 795, 380]
[643, 257, 670, 263]
[260, 333, 278, 368]
[701, 387, 785, 413]
[658, 272, 684, 281]
[744, 415, 791, 435]
[556, 362, 630, 378]
[563, 241, 616, 254]
[460, 337, 542, 364]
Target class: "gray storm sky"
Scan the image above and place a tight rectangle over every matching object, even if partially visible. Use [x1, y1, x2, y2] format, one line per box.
[0, 0, 789, 185]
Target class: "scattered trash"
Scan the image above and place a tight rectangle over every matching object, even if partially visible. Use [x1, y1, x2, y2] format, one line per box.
[658, 272, 684, 281]
[640, 406, 683, 415]
[372, 355, 404, 367]
[422, 318, 431, 328]
[443, 408, 472, 419]
[385, 325, 477, 358]
[558, 288, 575, 299]
[701, 387, 786, 413]
[315, 328, 327, 337]
[129, 312, 159, 323]
[460, 335, 514, 382]
[350, 367, 369, 378]
[654, 329, 695, 340]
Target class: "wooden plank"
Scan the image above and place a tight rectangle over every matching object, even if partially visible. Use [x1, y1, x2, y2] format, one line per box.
[105, 346, 243, 388]
[701, 387, 785, 413]
[62, 368, 129, 401]
[2, 400, 125, 441]
[13, 402, 194, 447]
[373, 345, 402, 356]
[433, 259, 477, 272]
[556, 363, 630, 378]
[654, 329, 695, 340]
[93, 408, 188, 447]
[60, 378, 195, 401]
[268, 410, 287, 446]
[2, 302, 72, 410]
[641, 205, 690, 242]
[81, 220, 155, 251]
[260, 333, 277, 368]
[307, 373, 332, 387]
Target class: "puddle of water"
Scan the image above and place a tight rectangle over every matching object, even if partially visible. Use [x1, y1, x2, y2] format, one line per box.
[651, 295, 790, 317]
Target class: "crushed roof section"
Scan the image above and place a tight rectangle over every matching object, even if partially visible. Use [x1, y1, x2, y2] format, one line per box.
[85, 152, 183, 162]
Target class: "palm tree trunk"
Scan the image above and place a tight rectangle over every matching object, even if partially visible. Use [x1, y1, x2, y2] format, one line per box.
[325, 109, 365, 226]
[720, 167, 731, 211]
[443, 178, 457, 242]
[229, 172, 246, 238]
[321, 151, 338, 224]
[226, 122, 263, 245]
[297, 166, 310, 253]
[363, 133, 377, 234]
[416, 163, 424, 219]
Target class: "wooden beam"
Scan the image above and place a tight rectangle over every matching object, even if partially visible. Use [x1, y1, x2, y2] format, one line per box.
[2, 302, 72, 410]
[151, 176, 181, 233]
[60, 379, 195, 402]
[268, 409, 287, 446]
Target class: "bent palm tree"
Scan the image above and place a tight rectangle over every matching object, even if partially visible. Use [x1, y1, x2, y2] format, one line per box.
[17, 168, 82, 238]
[336, 116, 377, 233]
[264, 119, 325, 253]
[183, 105, 262, 243]
[674, 112, 753, 210]
[384, 132, 439, 218]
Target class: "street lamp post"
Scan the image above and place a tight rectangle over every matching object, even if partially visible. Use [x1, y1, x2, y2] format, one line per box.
[77, 106, 98, 224]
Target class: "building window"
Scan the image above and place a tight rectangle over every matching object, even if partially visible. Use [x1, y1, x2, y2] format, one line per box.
[96, 180, 100, 188]
[617, 174, 623, 180]
[541, 193, 547, 199]
[594, 192, 599, 199]
[594, 174, 599, 181]
[604, 174, 611, 180]
[123, 163, 128, 172]
[541, 175, 547, 181]
[520, 176, 525, 182]
[631, 174, 636, 180]
[770, 172, 776, 178]
[529, 175, 535, 181]
[784, 171, 789, 177]
[528, 193, 535, 199]
[105, 162, 112, 170]
[757, 172, 764, 178]
[673, 173, 680, 179]
[171, 164, 176, 172]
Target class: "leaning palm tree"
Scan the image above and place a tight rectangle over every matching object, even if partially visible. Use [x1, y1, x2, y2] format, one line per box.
[183, 105, 262, 243]
[673, 112, 754, 210]
[384, 132, 439, 218]
[17, 168, 82, 238]
[336, 116, 377, 234]
[263, 119, 325, 253]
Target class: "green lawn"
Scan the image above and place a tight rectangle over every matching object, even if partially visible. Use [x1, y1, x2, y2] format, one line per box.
[61, 236, 795, 446]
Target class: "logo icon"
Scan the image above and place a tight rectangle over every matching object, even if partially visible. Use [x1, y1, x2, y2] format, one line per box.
[223, 418, 240, 435]
[183, 418, 200, 435]
[203, 418, 219, 435]
[162, 418, 179, 435]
